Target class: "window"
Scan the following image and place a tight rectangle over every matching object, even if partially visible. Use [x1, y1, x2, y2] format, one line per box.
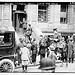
[17, 5, 24, 11]
[60, 4, 68, 24]
[60, 17, 67, 24]
[38, 4, 48, 22]
[0, 33, 12, 46]
[61, 5, 67, 12]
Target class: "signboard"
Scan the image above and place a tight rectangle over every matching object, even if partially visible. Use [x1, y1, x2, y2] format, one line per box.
[13, 5, 17, 11]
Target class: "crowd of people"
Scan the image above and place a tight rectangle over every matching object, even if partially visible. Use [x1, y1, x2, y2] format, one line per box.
[15, 25, 75, 72]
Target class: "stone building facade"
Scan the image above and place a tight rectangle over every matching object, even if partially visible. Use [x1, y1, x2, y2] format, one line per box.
[0, 2, 75, 40]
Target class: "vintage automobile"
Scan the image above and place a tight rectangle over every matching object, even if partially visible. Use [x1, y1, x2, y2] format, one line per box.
[0, 30, 16, 72]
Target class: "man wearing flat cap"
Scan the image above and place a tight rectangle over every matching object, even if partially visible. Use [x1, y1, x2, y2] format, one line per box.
[53, 28, 59, 39]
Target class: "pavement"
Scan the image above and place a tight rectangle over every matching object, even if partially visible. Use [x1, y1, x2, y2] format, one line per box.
[14, 60, 75, 73]
[56, 62, 75, 73]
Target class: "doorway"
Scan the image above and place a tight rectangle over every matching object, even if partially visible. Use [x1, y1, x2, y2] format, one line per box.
[13, 11, 27, 34]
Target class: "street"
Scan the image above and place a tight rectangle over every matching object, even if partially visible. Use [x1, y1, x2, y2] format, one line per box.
[14, 61, 75, 73]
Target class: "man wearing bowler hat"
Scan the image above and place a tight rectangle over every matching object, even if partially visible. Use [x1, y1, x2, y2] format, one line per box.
[39, 57, 56, 73]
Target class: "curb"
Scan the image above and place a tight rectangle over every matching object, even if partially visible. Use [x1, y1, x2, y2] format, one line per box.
[15, 63, 40, 69]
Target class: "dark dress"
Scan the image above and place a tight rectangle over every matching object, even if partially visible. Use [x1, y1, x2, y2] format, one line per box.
[39, 39, 47, 60]
[31, 42, 37, 63]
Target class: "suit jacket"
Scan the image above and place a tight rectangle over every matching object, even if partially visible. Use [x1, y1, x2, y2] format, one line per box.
[31, 43, 37, 54]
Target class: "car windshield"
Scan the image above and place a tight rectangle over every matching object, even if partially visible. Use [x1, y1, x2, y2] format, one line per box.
[0, 33, 12, 46]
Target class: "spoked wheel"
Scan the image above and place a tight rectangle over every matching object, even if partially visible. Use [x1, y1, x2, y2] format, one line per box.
[0, 59, 14, 73]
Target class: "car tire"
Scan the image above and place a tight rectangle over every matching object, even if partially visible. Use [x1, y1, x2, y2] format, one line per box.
[0, 59, 15, 73]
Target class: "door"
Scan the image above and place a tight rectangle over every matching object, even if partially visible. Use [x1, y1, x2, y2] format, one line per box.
[13, 11, 27, 34]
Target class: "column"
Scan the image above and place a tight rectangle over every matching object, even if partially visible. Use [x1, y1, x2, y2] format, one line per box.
[68, 5, 74, 29]
[54, 5, 60, 28]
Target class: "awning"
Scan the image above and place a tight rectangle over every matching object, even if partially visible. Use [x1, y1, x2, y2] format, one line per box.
[13, 10, 26, 14]
[61, 33, 73, 36]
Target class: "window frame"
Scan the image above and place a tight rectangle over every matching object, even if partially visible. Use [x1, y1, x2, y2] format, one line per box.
[38, 4, 48, 22]
[60, 4, 68, 24]
[60, 17, 67, 24]
[0, 33, 12, 46]
[61, 4, 67, 12]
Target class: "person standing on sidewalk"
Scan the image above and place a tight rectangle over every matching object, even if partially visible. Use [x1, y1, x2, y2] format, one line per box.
[31, 38, 38, 65]
[67, 38, 74, 63]
[57, 37, 65, 67]
[19, 43, 30, 72]
[39, 37, 47, 60]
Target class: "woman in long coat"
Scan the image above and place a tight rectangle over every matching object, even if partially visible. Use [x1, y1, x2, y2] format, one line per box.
[67, 39, 74, 63]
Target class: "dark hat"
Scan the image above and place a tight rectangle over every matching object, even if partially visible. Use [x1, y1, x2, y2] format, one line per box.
[29, 24, 31, 26]
[53, 39, 59, 43]
[39, 58, 56, 70]
[53, 28, 57, 31]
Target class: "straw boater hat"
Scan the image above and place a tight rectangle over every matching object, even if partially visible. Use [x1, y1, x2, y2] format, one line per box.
[39, 58, 56, 70]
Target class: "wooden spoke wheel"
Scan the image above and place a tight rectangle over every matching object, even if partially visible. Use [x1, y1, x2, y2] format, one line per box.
[0, 59, 14, 73]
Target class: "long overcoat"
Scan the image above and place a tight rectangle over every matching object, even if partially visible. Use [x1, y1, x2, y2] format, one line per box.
[39, 39, 47, 54]
[67, 42, 74, 58]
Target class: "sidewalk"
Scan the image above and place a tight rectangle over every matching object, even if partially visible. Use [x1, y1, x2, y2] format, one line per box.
[15, 60, 62, 69]
[56, 62, 75, 73]
[15, 62, 40, 69]
[14, 60, 75, 73]
[14, 59, 65, 68]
